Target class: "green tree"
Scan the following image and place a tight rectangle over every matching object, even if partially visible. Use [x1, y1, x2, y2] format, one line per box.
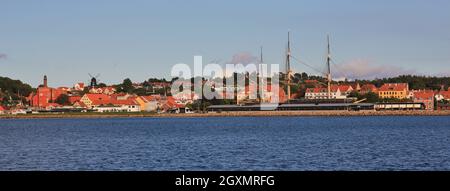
[118, 78, 134, 93]
[97, 83, 107, 88]
[362, 92, 380, 103]
[55, 94, 70, 105]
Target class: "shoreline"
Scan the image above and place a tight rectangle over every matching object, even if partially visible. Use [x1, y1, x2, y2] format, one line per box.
[1, 110, 450, 119]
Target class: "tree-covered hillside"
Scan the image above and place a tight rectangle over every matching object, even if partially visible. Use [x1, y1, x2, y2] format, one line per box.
[0, 76, 34, 105]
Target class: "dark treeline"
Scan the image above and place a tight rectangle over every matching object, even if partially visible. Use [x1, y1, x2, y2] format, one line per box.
[0, 76, 34, 105]
[357, 75, 450, 90]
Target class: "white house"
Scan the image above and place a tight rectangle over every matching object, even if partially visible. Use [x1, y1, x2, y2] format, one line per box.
[73, 83, 85, 91]
[94, 104, 140, 113]
[305, 85, 352, 100]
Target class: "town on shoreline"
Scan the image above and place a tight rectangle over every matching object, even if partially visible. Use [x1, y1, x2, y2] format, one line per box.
[1, 73, 450, 117]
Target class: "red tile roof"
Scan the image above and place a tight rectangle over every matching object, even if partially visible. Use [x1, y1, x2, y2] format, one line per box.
[139, 95, 162, 102]
[84, 94, 111, 105]
[438, 91, 450, 99]
[76, 83, 85, 88]
[413, 91, 435, 100]
[306, 87, 327, 93]
[361, 84, 377, 92]
[73, 101, 87, 108]
[306, 85, 352, 93]
[333, 85, 353, 92]
[110, 98, 139, 106]
[379, 83, 408, 91]
[68, 96, 82, 104]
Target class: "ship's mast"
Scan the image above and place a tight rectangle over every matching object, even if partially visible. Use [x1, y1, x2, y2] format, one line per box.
[259, 46, 263, 103]
[326, 35, 332, 99]
[286, 32, 292, 101]
[260, 46, 264, 64]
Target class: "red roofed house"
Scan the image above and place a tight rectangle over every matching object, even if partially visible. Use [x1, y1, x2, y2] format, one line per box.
[73, 101, 87, 108]
[79, 93, 111, 108]
[79, 93, 140, 112]
[412, 90, 435, 110]
[68, 96, 82, 105]
[435, 88, 450, 102]
[0, 105, 5, 114]
[360, 84, 378, 95]
[135, 95, 162, 112]
[74, 83, 85, 91]
[335, 85, 354, 94]
[161, 96, 185, 112]
[109, 95, 140, 112]
[435, 88, 450, 110]
[350, 83, 361, 92]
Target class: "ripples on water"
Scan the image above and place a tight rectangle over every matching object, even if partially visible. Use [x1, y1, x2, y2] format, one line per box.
[0, 116, 450, 171]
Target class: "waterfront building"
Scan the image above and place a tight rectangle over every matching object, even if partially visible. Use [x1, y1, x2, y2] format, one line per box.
[94, 104, 140, 113]
[435, 88, 450, 101]
[135, 95, 161, 112]
[378, 83, 409, 99]
[375, 102, 424, 110]
[0, 105, 5, 114]
[109, 95, 141, 112]
[412, 90, 435, 110]
[78, 93, 140, 112]
[305, 85, 352, 100]
[437, 103, 450, 110]
[72, 100, 87, 108]
[28, 75, 68, 108]
[161, 96, 184, 112]
[79, 93, 111, 108]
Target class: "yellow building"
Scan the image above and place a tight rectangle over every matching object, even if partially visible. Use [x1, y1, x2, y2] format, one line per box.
[378, 83, 409, 99]
[135, 96, 161, 112]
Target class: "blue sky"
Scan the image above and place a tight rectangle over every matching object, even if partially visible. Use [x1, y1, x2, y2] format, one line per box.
[1, 0, 449, 87]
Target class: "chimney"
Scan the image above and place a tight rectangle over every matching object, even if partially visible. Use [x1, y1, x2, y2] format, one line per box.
[43, 75, 48, 87]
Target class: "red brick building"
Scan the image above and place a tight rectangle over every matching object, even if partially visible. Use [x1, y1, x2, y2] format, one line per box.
[28, 75, 67, 108]
[412, 91, 435, 110]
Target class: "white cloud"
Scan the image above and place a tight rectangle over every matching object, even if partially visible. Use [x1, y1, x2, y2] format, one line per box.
[228, 52, 259, 65]
[333, 59, 417, 80]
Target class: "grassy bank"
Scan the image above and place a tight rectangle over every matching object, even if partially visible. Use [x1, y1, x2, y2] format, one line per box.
[1, 110, 450, 119]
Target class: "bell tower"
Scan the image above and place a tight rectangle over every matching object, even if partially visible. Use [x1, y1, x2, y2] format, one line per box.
[43, 75, 48, 87]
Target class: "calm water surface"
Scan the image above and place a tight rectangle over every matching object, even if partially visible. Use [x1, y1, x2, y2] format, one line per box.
[1, 116, 450, 170]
